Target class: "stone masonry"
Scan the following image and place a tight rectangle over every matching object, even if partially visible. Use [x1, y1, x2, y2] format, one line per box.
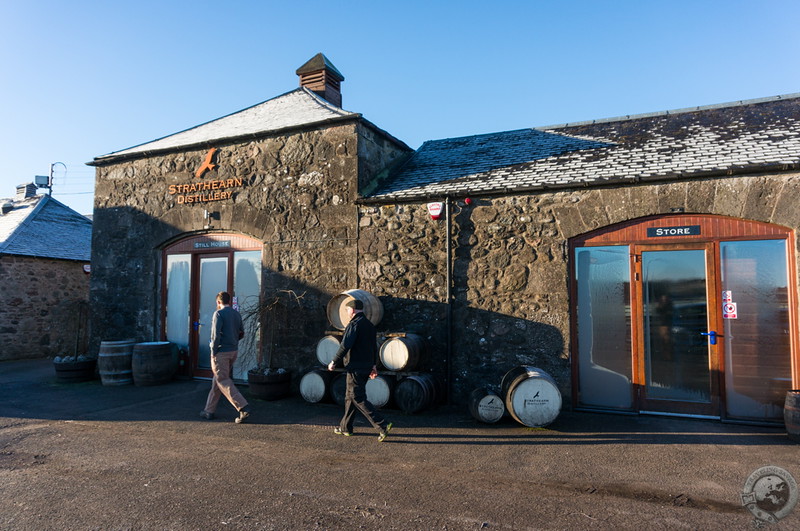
[358, 170, 800, 404]
[0, 255, 90, 361]
[90, 121, 409, 374]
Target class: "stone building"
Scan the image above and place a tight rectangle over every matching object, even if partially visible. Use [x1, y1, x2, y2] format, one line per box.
[0, 184, 92, 361]
[88, 54, 800, 423]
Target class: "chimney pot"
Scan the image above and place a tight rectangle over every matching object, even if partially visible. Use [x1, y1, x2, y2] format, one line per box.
[16, 183, 37, 200]
[296, 53, 344, 107]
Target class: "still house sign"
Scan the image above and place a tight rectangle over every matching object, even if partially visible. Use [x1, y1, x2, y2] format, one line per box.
[168, 148, 245, 204]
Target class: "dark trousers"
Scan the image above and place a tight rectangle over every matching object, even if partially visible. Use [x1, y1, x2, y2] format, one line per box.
[339, 371, 387, 433]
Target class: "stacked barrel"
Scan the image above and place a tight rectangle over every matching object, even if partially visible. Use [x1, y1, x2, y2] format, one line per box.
[300, 289, 439, 413]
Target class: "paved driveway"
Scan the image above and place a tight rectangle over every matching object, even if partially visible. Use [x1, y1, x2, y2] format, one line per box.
[1, 359, 798, 529]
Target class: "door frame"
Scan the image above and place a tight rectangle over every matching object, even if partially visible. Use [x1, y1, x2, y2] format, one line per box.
[631, 242, 722, 417]
[569, 214, 799, 420]
[161, 232, 263, 379]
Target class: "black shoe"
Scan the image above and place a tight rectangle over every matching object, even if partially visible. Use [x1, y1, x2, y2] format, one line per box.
[334, 427, 353, 436]
[235, 406, 251, 424]
[378, 422, 393, 442]
[199, 410, 214, 420]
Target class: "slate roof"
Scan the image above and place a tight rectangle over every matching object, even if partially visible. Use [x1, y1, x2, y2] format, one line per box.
[91, 87, 365, 164]
[0, 194, 92, 261]
[369, 94, 800, 201]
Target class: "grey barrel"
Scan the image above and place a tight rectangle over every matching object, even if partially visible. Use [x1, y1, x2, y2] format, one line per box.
[330, 372, 348, 406]
[326, 289, 384, 330]
[366, 374, 395, 409]
[315, 335, 341, 366]
[468, 387, 505, 423]
[501, 366, 562, 427]
[394, 374, 437, 414]
[98, 339, 135, 386]
[132, 342, 176, 386]
[784, 390, 800, 442]
[300, 369, 334, 403]
[379, 334, 425, 371]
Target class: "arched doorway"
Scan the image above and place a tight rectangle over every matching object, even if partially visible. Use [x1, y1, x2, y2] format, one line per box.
[162, 233, 262, 380]
[570, 214, 798, 422]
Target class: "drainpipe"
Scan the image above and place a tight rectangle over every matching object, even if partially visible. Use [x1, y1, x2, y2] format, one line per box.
[445, 196, 453, 404]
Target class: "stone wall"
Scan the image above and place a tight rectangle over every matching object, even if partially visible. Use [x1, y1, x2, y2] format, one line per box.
[359, 170, 800, 404]
[90, 121, 409, 374]
[90, 112, 799, 405]
[0, 255, 89, 361]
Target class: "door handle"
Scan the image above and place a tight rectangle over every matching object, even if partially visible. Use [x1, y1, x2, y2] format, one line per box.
[700, 331, 718, 345]
[192, 321, 200, 330]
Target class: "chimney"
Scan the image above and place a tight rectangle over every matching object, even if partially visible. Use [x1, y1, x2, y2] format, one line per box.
[296, 53, 345, 108]
[16, 183, 37, 200]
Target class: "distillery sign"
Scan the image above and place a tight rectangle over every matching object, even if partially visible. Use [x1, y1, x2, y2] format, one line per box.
[168, 147, 245, 204]
[646, 225, 701, 237]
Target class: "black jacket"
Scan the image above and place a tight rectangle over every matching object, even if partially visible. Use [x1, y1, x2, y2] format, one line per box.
[331, 312, 377, 372]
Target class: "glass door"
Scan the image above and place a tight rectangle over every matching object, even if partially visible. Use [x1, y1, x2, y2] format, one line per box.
[196, 255, 229, 375]
[635, 244, 720, 416]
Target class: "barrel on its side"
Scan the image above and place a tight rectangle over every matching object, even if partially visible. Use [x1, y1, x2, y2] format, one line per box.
[379, 334, 425, 371]
[366, 374, 395, 409]
[326, 289, 384, 330]
[468, 387, 505, 423]
[329, 372, 349, 406]
[132, 342, 176, 386]
[315, 335, 341, 366]
[501, 366, 562, 427]
[300, 369, 334, 403]
[394, 374, 437, 414]
[98, 339, 135, 386]
[784, 390, 800, 442]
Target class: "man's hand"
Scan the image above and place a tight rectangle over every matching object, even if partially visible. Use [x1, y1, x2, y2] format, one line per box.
[328, 361, 335, 371]
[369, 365, 378, 379]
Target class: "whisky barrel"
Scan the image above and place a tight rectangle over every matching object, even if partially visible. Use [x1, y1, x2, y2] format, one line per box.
[366, 374, 395, 409]
[379, 334, 425, 371]
[394, 374, 437, 414]
[98, 339, 135, 386]
[300, 369, 334, 403]
[785, 390, 800, 443]
[330, 372, 348, 406]
[315, 335, 341, 366]
[132, 342, 176, 386]
[326, 289, 384, 330]
[468, 387, 505, 423]
[501, 366, 562, 427]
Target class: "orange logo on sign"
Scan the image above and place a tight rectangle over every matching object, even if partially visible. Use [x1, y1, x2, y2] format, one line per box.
[195, 148, 217, 178]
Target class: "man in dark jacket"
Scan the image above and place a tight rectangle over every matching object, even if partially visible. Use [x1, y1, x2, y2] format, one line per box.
[328, 299, 393, 441]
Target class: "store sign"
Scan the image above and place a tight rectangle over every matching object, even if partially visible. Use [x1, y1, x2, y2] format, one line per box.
[169, 147, 246, 204]
[646, 225, 701, 237]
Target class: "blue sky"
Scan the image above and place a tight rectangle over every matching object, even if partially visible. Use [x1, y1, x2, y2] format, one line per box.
[2, 0, 799, 215]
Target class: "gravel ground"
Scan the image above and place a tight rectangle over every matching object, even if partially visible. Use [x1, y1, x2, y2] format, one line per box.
[1, 358, 798, 530]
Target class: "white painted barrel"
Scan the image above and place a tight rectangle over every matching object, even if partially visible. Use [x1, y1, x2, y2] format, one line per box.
[326, 289, 384, 330]
[366, 374, 394, 409]
[468, 387, 505, 423]
[299, 369, 333, 403]
[501, 366, 562, 427]
[315, 335, 341, 365]
[379, 334, 425, 371]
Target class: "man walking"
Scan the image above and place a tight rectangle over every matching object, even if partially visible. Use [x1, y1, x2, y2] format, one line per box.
[200, 291, 251, 424]
[328, 298, 392, 441]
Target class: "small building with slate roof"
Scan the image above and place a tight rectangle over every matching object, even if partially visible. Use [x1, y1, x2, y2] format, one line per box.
[88, 54, 800, 424]
[0, 184, 92, 361]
